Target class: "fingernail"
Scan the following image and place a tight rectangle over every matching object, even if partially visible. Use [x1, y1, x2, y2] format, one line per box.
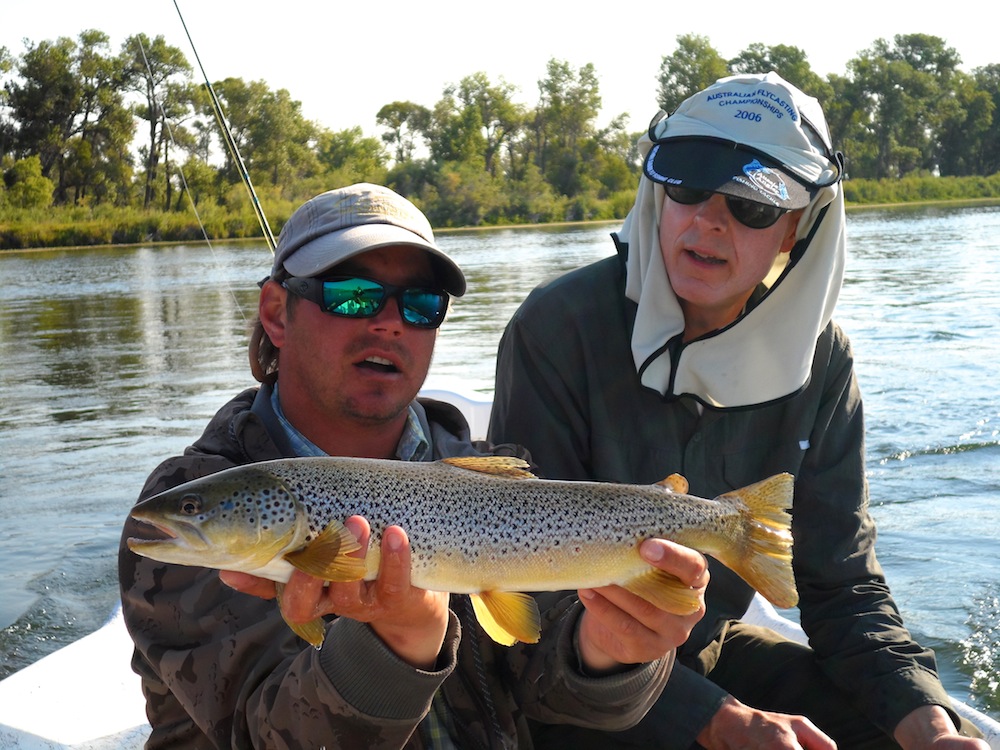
[385, 529, 403, 552]
[641, 539, 664, 562]
[579, 589, 594, 600]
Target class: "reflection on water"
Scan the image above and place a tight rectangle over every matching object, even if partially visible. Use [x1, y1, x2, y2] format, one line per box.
[1, 209, 998, 719]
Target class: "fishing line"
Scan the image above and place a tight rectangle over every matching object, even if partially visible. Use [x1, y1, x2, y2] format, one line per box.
[173, 0, 277, 253]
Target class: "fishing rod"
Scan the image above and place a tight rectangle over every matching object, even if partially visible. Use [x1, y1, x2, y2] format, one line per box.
[172, 0, 277, 253]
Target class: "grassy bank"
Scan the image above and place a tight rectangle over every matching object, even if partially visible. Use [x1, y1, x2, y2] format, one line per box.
[4, 173, 1000, 252]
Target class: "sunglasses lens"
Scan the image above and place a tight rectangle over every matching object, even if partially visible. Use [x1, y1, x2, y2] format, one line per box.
[664, 185, 712, 205]
[726, 198, 785, 229]
[400, 290, 448, 328]
[322, 278, 385, 317]
[318, 278, 448, 329]
[665, 184, 785, 229]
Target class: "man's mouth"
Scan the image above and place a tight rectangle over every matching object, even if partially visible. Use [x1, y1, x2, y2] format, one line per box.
[358, 355, 399, 373]
[688, 249, 726, 265]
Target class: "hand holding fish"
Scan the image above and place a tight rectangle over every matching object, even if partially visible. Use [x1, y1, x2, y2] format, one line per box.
[221, 516, 450, 670]
[576, 539, 708, 673]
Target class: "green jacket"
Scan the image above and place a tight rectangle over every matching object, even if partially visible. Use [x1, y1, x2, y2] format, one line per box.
[489, 250, 955, 746]
[119, 385, 672, 749]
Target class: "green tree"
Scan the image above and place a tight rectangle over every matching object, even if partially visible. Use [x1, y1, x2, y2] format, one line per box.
[376, 101, 431, 163]
[657, 34, 729, 113]
[729, 43, 832, 102]
[2, 154, 54, 208]
[212, 78, 318, 197]
[936, 70, 994, 176]
[122, 33, 192, 208]
[314, 126, 388, 188]
[455, 72, 522, 178]
[532, 59, 602, 198]
[63, 30, 135, 205]
[844, 34, 962, 178]
[973, 65, 1000, 174]
[6, 37, 80, 182]
[247, 87, 319, 191]
[426, 88, 486, 168]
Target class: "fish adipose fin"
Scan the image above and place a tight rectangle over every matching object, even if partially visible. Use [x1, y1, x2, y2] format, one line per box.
[442, 456, 537, 479]
[470, 591, 542, 645]
[657, 473, 689, 493]
[716, 473, 798, 609]
[275, 582, 326, 649]
[283, 520, 366, 581]
[622, 568, 703, 615]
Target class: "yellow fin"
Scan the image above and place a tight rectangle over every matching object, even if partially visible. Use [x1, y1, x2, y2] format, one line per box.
[657, 473, 689, 493]
[275, 582, 325, 649]
[283, 520, 366, 582]
[622, 568, 703, 615]
[441, 455, 536, 479]
[716, 473, 798, 609]
[470, 591, 541, 645]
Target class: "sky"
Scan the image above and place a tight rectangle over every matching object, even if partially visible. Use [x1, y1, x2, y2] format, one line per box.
[2, 1, 995, 139]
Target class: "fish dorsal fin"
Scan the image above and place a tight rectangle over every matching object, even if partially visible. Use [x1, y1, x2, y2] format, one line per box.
[275, 582, 326, 649]
[441, 456, 536, 479]
[622, 567, 701, 615]
[657, 473, 689, 494]
[470, 591, 541, 645]
[283, 520, 366, 582]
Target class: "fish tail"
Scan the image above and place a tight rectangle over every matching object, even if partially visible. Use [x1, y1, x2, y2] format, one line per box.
[717, 473, 798, 609]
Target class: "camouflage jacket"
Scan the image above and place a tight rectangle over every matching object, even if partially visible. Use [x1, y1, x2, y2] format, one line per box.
[119, 386, 672, 749]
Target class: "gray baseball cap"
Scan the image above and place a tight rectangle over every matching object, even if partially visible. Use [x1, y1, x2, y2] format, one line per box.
[269, 183, 466, 296]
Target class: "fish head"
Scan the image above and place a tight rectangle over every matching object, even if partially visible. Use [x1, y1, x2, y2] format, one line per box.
[127, 465, 304, 572]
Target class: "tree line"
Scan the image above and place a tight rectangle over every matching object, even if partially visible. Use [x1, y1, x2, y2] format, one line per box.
[2, 30, 999, 241]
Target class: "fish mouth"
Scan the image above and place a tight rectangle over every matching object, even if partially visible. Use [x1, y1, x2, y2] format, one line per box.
[128, 513, 209, 551]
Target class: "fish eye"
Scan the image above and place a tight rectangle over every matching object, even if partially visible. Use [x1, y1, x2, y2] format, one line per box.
[179, 494, 203, 515]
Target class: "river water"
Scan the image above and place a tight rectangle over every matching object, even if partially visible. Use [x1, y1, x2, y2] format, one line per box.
[1, 205, 998, 721]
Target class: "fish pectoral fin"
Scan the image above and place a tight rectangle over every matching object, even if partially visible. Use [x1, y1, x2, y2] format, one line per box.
[657, 473, 689, 493]
[275, 582, 325, 649]
[441, 456, 536, 479]
[470, 592, 541, 645]
[623, 568, 702, 615]
[283, 520, 366, 582]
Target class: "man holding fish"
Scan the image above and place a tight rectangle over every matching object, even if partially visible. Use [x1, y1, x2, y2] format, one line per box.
[120, 183, 709, 748]
[490, 73, 988, 748]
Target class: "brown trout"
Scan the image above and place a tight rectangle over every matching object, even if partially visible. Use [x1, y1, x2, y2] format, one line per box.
[127, 456, 796, 647]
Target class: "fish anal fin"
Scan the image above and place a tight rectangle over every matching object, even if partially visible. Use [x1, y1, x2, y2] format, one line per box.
[275, 582, 325, 649]
[470, 591, 541, 645]
[657, 473, 689, 494]
[622, 568, 702, 615]
[283, 520, 366, 582]
[442, 456, 536, 479]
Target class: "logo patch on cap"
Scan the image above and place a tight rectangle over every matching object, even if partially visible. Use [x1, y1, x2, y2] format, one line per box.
[733, 159, 790, 206]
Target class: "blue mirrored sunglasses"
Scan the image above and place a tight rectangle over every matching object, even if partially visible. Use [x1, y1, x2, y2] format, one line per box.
[665, 184, 789, 229]
[282, 276, 450, 329]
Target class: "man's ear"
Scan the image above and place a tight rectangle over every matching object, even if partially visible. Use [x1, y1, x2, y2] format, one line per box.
[258, 280, 288, 347]
[779, 210, 804, 255]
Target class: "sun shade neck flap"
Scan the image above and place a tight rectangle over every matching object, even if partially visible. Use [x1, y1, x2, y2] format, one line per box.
[619, 132, 846, 410]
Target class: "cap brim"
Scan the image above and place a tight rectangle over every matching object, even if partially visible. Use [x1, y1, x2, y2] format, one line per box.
[281, 224, 467, 296]
[644, 138, 815, 209]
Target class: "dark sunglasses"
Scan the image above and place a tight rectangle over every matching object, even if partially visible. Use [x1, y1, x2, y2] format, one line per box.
[282, 276, 450, 329]
[665, 184, 789, 229]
